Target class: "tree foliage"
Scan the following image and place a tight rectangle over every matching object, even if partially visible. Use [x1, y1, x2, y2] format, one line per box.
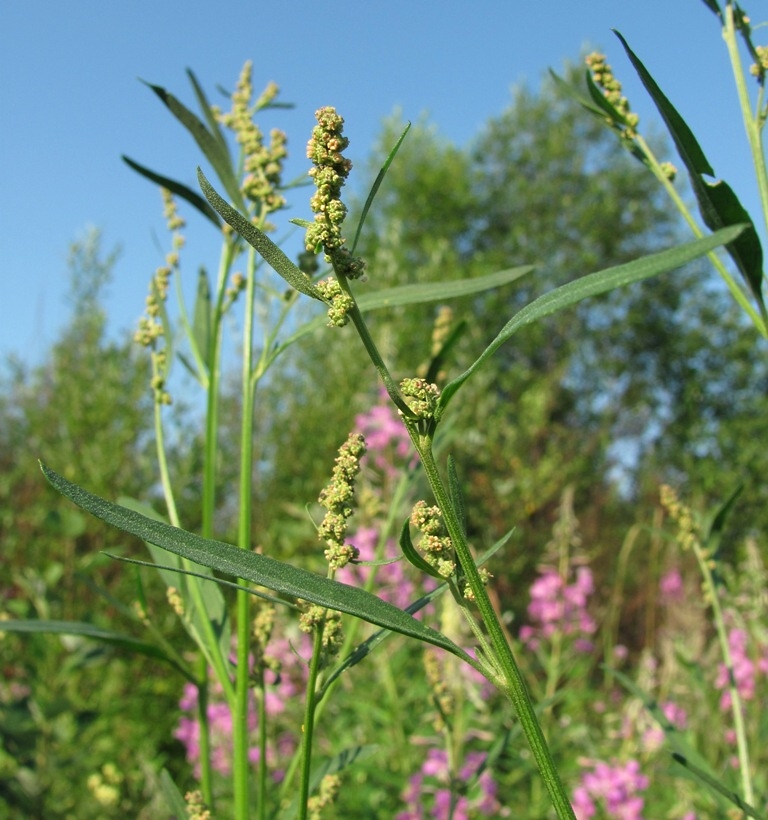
[257, 67, 768, 604]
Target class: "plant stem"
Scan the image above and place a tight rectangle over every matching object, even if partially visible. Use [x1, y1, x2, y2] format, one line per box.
[233, 245, 258, 819]
[723, 4, 768, 245]
[413, 439, 576, 820]
[298, 624, 325, 819]
[196, 654, 214, 807]
[693, 535, 754, 806]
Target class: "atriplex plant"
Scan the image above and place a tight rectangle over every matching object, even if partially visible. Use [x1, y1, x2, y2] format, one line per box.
[4, 1, 766, 817]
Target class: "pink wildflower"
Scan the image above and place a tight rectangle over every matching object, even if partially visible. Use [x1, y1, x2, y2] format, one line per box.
[573, 758, 649, 820]
[398, 748, 506, 819]
[659, 566, 684, 603]
[354, 396, 413, 477]
[521, 565, 596, 652]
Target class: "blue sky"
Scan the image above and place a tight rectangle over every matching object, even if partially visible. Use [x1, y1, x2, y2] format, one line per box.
[2, 1, 763, 365]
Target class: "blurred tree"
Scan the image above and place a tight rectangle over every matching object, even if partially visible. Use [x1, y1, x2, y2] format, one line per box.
[0, 228, 161, 612]
[0, 228, 193, 816]
[257, 66, 768, 596]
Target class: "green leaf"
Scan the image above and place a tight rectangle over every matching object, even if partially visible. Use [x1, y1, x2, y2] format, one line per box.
[276, 265, 534, 352]
[104, 551, 300, 611]
[350, 121, 411, 255]
[198, 169, 325, 301]
[399, 518, 443, 579]
[192, 267, 212, 363]
[437, 226, 746, 414]
[357, 265, 533, 310]
[185, 68, 232, 164]
[43, 464, 469, 660]
[424, 319, 467, 385]
[144, 80, 245, 211]
[584, 69, 632, 128]
[609, 666, 759, 817]
[159, 768, 190, 818]
[699, 0, 722, 19]
[550, 70, 646, 165]
[613, 31, 765, 311]
[549, 69, 608, 120]
[669, 753, 761, 819]
[447, 456, 467, 536]
[0, 619, 190, 678]
[121, 155, 221, 228]
[117, 497, 231, 673]
[704, 484, 743, 547]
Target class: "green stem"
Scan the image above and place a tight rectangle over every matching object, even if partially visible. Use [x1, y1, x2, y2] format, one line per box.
[693, 537, 754, 806]
[413, 439, 575, 819]
[233, 244, 258, 819]
[196, 654, 214, 807]
[331, 251, 574, 817]
[334, 270, 416, 419]
[154, 382, 219, 803]
[634, 133, 766, 336]
[202, 239, 237, 541]
[298, 624, 325, 819]
[256, 670, 268, 820]
[723, 4, 768, 243]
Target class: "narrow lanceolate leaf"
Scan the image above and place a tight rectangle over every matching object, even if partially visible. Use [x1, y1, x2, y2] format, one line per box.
[185, 68, 232, 164]
[192, 267, 212, 363]
[438, 226, 746, 414]
[610, 666, 759, 818]
[42, 464, 469, 660]
[277, 265, 533, 352]
[118, 496, 231, 667]
[699, 0, 722, 19]
[198, 169, 325, 301]
[121, 155, 221, 228]
[159, 770, 190, 819]
[0, 619, 191, 678]
[613, 31, 765, 311]
[549, 71, 646, 165]
[350, 121, 411, 255]
[447, 456, 467, 536]
[356, 265, 533, 310]
[144, 81, 245, 211]
[424, 319, 467, 385]
[399, 518, 443, 579]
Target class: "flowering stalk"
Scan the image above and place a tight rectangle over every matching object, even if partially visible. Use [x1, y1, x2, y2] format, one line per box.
[585, 49, 767, 336]
[660, 485, 755, 808]
[721, 2, 768, 244]
[304, 105, 575, 819]
[294, 433, 365, 817]
[132, 64, 292, 816]
[414, 439, 575, 819]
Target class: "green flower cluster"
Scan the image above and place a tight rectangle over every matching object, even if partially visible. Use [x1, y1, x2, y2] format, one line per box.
[316, 277, 354, 327]
[305, 107, 366, 279]
[585, 52, 640, 137]
[134, 188, 185, 405]
[217, 61, 287, 216]
[299, 605, 344, 660]
[317, 432, 366, 569]
[410, 500, 456, 579]
[400, 378, 440, 420]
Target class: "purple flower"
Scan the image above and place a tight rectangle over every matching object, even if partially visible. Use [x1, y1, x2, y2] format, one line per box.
[399, 748, 506, 818]
[521, 565, 596, 652]
[174, 632, 311, 778]
[715, 627, 758, 711]
[335, 525, 436, 611]
[659, 566, 684, 603]
[573, 758, 649, 820]
[354, 395, 413, 477]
